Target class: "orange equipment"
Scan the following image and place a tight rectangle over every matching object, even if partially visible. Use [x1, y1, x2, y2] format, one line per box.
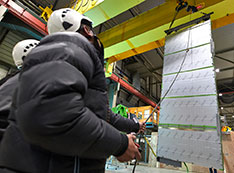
[128, 106, 159, 128]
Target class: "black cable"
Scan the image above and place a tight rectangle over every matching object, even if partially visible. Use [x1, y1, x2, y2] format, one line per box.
[169, 10, 179, 29]
[169, 1, 186, 29]
[132, 134, 142, 173]
[132, 15, 193, 173]
[132, 160, 137, 173]
[145, 14, 192, 124]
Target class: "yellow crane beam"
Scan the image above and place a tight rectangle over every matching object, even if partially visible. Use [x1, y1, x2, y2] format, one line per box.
[98, 0, 223, 49]
[107, 12, 234, 64]
[101, 0, 234, 66]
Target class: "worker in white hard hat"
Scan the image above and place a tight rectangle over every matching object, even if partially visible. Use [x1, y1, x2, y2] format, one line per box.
[12, 39, 39, 69]
[0, 8, 144, 173]
[0, 39, 39, 141]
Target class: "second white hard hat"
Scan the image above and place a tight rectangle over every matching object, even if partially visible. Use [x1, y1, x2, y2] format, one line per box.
[12, 39, 39, 68]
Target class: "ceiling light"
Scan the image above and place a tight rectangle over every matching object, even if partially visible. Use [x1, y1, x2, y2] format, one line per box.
[215, 69, 220, 73]
[221, 107, 224, 110]
[232, 116, 234, 118]
[219, 93, 223, 96]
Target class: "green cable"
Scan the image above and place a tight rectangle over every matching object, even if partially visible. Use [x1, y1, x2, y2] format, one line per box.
[184, 162, 189, 173]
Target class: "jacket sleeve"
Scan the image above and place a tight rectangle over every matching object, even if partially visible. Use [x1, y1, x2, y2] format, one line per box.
[109, 108, 139, 133]
[0, 74, 19, 129]
[16, 60, 128, 159]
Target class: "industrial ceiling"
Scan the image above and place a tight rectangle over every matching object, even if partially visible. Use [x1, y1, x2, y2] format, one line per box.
[0, 0, 234, 127]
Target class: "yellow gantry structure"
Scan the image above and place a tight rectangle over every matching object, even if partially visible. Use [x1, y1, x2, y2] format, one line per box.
[71, 0, 104, 14]
[84, 0, 145, 27]
[41, 0, 234, 69]
[96, 0, 234, 65]
[39, 5, 53, 22]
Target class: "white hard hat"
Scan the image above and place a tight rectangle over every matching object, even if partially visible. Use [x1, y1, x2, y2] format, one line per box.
[12, 39, 39, 68]
[47, 8, 93, 34]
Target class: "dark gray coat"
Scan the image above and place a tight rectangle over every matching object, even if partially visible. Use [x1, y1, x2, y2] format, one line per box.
[0, 73, 19, 140]
[0, 32, 139, 173]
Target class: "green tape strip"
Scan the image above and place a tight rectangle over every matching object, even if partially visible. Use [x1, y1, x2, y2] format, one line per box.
[159, 123, 217, 129]
[161, 94, 216, 99]
[163, 66, 214, 76]
[164, 42, 211, 56]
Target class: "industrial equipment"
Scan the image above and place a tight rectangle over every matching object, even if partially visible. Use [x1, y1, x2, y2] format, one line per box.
[112, 104, 129, 118]
[128, 106, 159, 129]
[222, 126, 232, 132]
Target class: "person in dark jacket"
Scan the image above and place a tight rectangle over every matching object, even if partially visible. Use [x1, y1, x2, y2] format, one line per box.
[0, 39, 39, 141]
[0, 8, 143, 173]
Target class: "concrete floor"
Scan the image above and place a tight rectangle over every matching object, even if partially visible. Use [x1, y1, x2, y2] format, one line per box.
[106, 165, 185, 173]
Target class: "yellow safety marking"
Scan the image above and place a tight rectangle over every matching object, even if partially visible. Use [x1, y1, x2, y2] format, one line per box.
[126, 40, 135, 49]
[144, 136, 157, 158]
[97, 5, 110, 20]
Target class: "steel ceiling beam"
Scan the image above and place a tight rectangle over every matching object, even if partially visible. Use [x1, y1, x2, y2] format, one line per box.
[215, 55, 234, 65]
[216, 45, 234, 55]
[106, 12, 234, 64]
[0, 0, 146, 38]
[220, 66, 234, 72]
[103, 0, 234, 63]
[110, 73, 157, 107]
[107, 38, 165, 64]
[0, 0, 159, 107]
[0, 22, 42, 40]
[99, 0, 223, 48]
[217, 77, 234, 82]
[84, 0, 145, 27]
[0, 59, 13, 69]
[220, 91, 234, 95]
[0, 0, 47, 35]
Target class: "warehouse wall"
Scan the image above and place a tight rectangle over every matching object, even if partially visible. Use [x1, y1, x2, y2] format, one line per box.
[0, 64, 7, 80]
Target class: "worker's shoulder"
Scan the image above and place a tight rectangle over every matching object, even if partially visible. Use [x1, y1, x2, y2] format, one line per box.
[38, 31, 98, 60]
[22, 32, 98, 72]
[40, 32, 92, 49]
[0, 72, 19, 94]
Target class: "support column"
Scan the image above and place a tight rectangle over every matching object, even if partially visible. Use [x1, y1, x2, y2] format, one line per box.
[148, 132, 158, 167]
[107, 81, 119, 108]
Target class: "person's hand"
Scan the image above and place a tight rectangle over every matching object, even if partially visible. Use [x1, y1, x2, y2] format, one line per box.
[116, 134, 141, 162]
[138, 122, 146, 134]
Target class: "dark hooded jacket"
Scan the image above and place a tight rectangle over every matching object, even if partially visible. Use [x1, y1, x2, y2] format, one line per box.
[0, 72, 19, 141]
[0, 32, 139, 173]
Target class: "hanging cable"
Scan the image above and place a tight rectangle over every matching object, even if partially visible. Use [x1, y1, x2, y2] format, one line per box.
[184, 162, 189, 173]
[169, 10, 179, 29]
[145, 25, 192, 124]
[146, 11, 192, 126]
[132, 13, 193, 173]
[169, 0, 188, 29]
[169, 0, 199, 29]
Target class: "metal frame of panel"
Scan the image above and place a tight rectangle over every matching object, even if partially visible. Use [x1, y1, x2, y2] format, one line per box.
[157, 20, 223, 170]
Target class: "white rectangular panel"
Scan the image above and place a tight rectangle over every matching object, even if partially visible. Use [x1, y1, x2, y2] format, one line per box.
[157, 128, 223, 169]
[163, 44, 213, 75]
[159, 96, 218, 126]
[157, 20, 223, 170]
[164, 21, 212, 55]
[162, 68, 216, 97]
